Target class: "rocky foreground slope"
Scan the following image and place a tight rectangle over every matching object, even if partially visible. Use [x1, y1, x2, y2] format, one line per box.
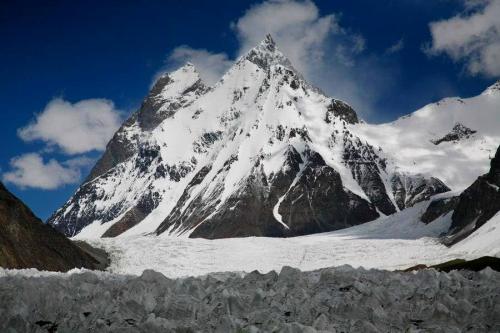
[1, 266, 499, 332]
[0, 182, 103, 271]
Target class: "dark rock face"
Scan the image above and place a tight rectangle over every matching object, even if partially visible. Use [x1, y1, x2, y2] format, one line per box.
[158, 149, 379, 239]
[86, 115, 139, 183]
[87, 65, 207, 183]
[343, 136, 395, 215]
[431, 123, 477, 145]
[277, 152, 379, 236]
[405, 256, 500, 273]
[0, 182, 101, 271]
[2, 266, 500, 332]
[446, 146, 500, 245]
[49, 149, 163, 237]
[138, 75, 206, 131]
[391, 173, 450, 210]
[48, 64, 207, 237]
[420, 196, 459, 224]
[157, 147, 303, 238]
[326, 99, 359, 124]
[102, 191, 160, 238]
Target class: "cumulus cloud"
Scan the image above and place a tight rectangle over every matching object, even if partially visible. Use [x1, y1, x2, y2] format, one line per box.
[427, 0, 500, 77]
[231, 0, 342, 75]
[2, 153, 94, 190]
[160, 0, 389, 118]
[18, 98, 123, 155]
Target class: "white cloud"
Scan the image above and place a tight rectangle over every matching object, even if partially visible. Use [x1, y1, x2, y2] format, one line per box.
[231, 0, 342, 76]
[428, 0, 500, 77]
[160, 0, 386, 118]
[2, 153, 93, 190]
[386, 38, 405, 54]
[18, 98, 123, 155]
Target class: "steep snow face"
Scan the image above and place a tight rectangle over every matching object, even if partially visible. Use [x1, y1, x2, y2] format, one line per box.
[355, 82, 500, 191]
[48, 35, 449, 238]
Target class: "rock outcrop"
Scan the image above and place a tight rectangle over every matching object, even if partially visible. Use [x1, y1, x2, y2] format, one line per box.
[0, 182, 104, 271]
[431, 123, 477, 145]
[445, 145, 500, 244]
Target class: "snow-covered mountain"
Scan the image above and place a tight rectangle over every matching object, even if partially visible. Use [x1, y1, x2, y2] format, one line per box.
[356, 81, 500, 191]
[48, 35, 500, 239]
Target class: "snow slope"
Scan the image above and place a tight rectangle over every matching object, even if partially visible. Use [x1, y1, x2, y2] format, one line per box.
[355, 81, 500, 191]
[451, 211, 500, 257]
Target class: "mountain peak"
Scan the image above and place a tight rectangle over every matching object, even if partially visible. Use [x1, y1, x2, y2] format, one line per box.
[260, 33, 276, 50]
[244, 34, 292, 70]
[483, 80, 500, 95]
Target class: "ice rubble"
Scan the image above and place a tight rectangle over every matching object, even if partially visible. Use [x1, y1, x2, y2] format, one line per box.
[1, 265, 499, 332]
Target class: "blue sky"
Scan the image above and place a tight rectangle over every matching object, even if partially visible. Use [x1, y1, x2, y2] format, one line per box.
[1, 0, 498, 220]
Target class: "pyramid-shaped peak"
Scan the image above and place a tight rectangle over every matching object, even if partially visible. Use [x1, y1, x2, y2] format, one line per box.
[171, 62, 200, 76]
[260, 34, 276, 49]
[244, 34, 292, 70]
[254, 33, 278, 54]
[153, 62, 200, 87]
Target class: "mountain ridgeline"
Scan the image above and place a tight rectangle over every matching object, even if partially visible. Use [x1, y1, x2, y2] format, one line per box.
[48, 35, 452, 239]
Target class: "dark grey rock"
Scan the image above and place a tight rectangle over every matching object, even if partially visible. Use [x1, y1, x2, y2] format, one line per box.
[420, 196, 459, 224]
[343, 135, 395, 215]
[391, 173, 450, 210]
[0, 182, 103, 272]
[431, 123, 477, 145]
[158, 148, 380, 239]
[445, 145, 500, 245]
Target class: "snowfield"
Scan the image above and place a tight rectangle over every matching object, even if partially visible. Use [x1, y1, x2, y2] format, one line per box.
[65, 200, 497, 278]
[3, 198, 498, 279]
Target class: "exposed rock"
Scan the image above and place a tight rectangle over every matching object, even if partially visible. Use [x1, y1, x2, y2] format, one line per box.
[86, 114, 140, 183]
[326, 99, 359, 124]
[445, 145, 500, 245]
[101, 191, 159, 238]
[405, 256, 500, 273]
[343, 136, 396, 215]
[431, 123, 477, 145]
[0, 182, 103, 271]
[158, 149, 380, 239]
[277, 152, 379, 236]
[391, 173, 450, 210]
[420, 196, 459, 224]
